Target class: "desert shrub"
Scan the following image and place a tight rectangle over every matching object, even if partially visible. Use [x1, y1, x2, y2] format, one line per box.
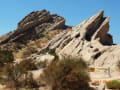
[0, 50, 14, 66]
[19, 59, 38, 71]
[19, 59, 47, 70]
[2, 62, 38, 89]
[48, 49, 58, 59]
[29, 47, 37, 54]
[22, 47, 37, 58]
[43, 58, 90, 90]
[14, 43, 22, 50]
[24, 72, 39, 88]
[35, 60, 47, 69]
[3, 63, 26, 88]
[106, 80, 120, 89]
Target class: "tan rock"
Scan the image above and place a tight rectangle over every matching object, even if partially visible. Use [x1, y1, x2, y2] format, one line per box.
[92, 17, 113, 45]
[0, 9, 67, 51]
[41, 10, 120, 76]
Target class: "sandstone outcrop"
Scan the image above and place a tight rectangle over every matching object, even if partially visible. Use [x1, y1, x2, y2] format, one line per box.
[0, 9, 66, 45]
[0, 9, 120, 77]
[34, 10, 120, 76]
[43, 10, 113, 53]
[0, 10, 69, 52]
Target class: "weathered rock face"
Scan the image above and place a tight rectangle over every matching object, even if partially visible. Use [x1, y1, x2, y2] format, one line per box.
[44, 10, 113, 52]
[0, 10, 69, 52]
[0, 9, 120, 76]
[37, 10, 120, 76]
[0, 9, 66, 45]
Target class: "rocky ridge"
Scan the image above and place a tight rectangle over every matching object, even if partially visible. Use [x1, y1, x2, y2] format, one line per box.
[0, 9, 120, 77]
[0, 9, 120, 90]
[30, 10, 120, 77]
[0, 9, 69, 51]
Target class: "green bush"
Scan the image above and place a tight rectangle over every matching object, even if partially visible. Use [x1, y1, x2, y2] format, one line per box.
[43, 58, 90, 90]
[0, 50, 14, 66]
[106, 80, 120, 89]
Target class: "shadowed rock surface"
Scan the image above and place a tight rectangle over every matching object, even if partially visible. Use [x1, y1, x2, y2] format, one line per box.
[0, 10, 66, 44]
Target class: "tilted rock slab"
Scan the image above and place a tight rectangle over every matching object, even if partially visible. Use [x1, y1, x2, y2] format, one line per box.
[0, 9, 66, 44]
[44, 10, 120, 76]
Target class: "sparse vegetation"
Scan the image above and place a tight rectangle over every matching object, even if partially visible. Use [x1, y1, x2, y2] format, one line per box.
[43, 58, 90, 90]
[22, 47, 37, 58]
[13, 43, 22, 50]
[35, 60, 47, 69]
[19, 59, 38, 71]
[48, 49, 58, 59]
[0, 50, 14, 66]
[3, 63, 26, 88]
[18, 59, 47, 70]
[0, 61, 38, 89]
[106, 80, 120, 89]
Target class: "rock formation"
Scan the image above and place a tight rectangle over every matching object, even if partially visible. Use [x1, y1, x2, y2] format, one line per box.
[0, 10, 66, 45]
[32, 10, 120, 76]
[0, 9, 70, 51]
[0, 9, 120, 77]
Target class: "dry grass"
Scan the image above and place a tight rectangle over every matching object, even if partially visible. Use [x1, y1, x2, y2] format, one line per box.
[12, 29, 63, 60]
[0, 35, 7, 41]
[33, 30, 62, 48]
[43, 58, 90, 90]
[13, 49, 26, 60]
[0, 31, 14, 41]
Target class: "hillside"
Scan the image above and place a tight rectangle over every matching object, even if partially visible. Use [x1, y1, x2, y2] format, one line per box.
[0, 9, 120, 90]
[0, 9, 71, 60]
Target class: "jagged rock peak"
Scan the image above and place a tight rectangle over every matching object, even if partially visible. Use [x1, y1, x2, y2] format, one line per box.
[38, 10, 120, 76]
[17, 9, 49, 29]
[17, 9, 66, 30]
[0, 9, 66, 45]
[45, 10, 113, 53]
[71, 10, 113, 45]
